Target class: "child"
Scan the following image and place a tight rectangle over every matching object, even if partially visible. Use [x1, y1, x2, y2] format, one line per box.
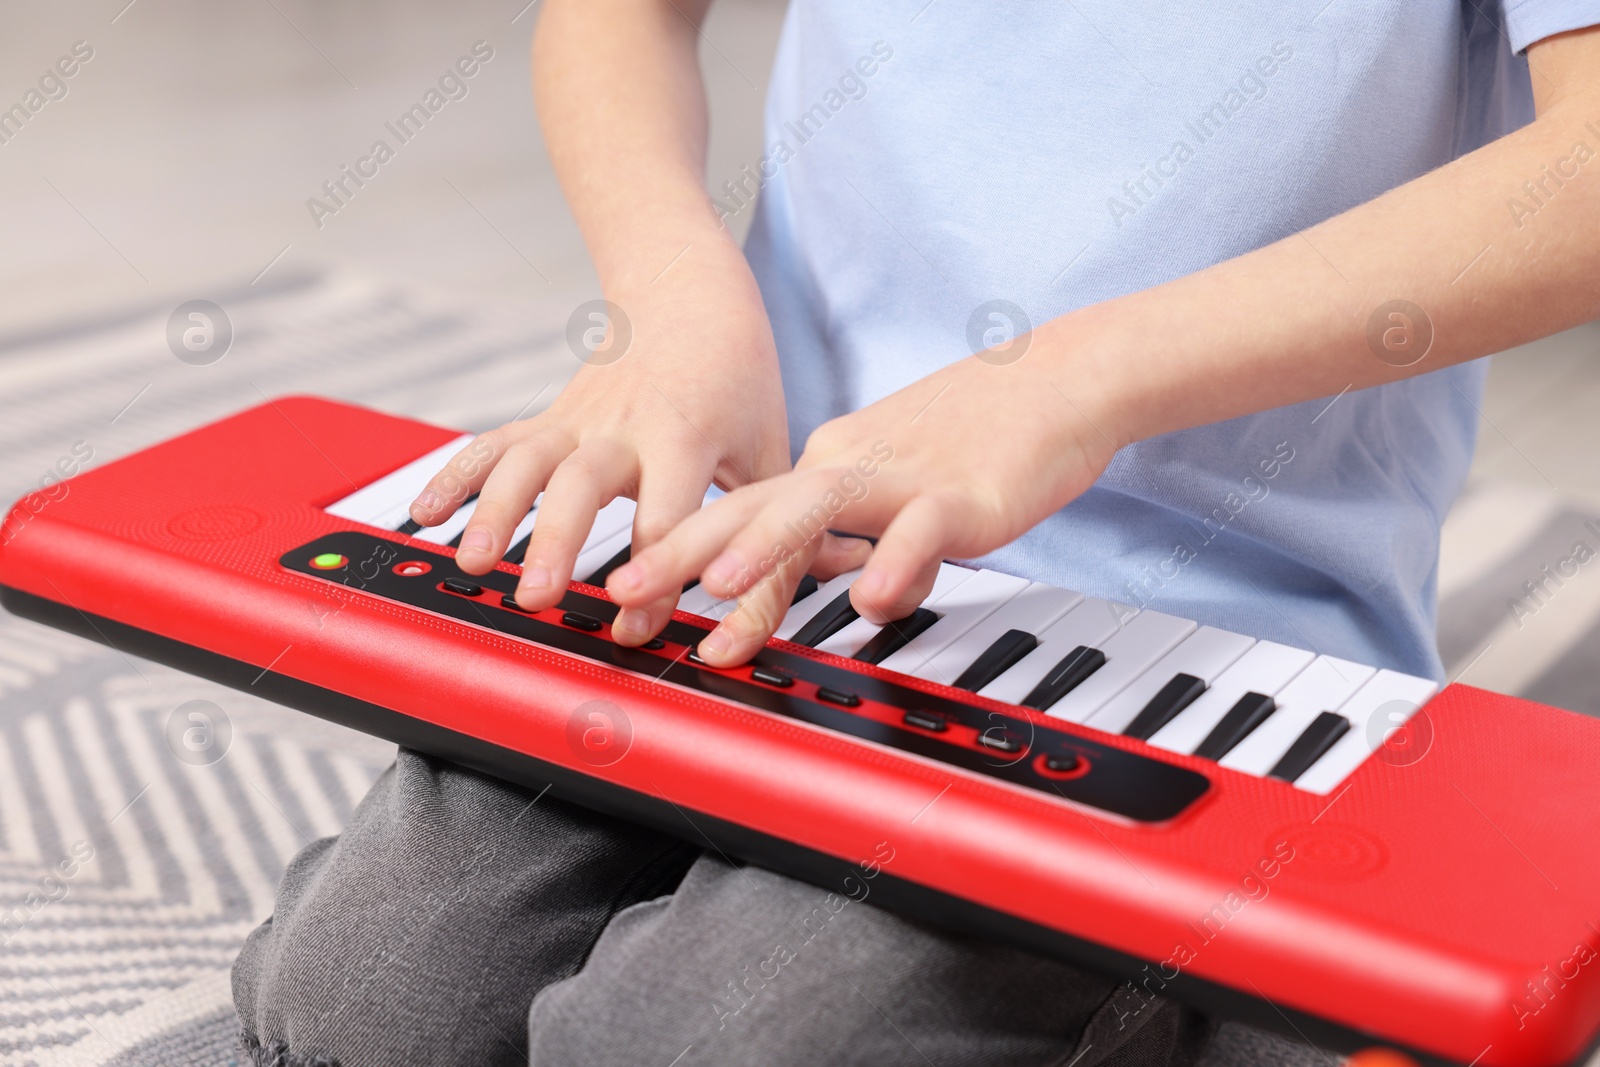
[234, 3, 1600, 1064]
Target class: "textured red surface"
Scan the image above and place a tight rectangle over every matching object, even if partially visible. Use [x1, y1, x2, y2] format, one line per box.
[3, 396, 1598, 1066]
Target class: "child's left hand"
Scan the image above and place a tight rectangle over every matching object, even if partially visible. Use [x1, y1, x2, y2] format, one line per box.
[605, 345, 1125, 666]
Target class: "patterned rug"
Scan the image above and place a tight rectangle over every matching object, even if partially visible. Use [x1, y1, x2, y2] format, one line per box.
[0, 273, 1595, 1065]
[0, 270, 574, 1067]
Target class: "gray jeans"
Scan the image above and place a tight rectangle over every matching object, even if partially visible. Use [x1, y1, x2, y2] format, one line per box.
[232, 751, 1315, 1067]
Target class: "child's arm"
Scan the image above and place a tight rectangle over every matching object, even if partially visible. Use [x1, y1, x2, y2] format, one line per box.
[410, 0, 865, 645]
[608, 26, 1600, 666]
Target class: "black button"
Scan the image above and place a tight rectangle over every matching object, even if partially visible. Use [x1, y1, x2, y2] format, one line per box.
[902, 709, 945, 731]
[977, 730, 1024, 754]
[686, 648, 706, 665]
[443, 577, 483, 597]
[751, 666, 794, 688]
[500, 593, 532, 612]
[1044, 752, 1082, 774]
[561, 611, 603, 632]
[642, 637, 666, 651]
[818, 687, 862, 708]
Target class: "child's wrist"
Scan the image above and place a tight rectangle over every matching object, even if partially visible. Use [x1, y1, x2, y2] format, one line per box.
[1028, 304, 1148, 453]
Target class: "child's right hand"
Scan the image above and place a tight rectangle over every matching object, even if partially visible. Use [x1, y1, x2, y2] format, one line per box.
[406, 254, 864, 646]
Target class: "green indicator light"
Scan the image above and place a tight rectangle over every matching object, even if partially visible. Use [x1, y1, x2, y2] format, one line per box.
[310, 552, 347, 570]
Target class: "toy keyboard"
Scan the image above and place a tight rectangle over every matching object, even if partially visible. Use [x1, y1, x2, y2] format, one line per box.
[4, 396, 1599, 1067]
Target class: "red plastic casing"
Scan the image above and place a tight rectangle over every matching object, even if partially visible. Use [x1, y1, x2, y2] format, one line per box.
[3, 397, 1598, 1066]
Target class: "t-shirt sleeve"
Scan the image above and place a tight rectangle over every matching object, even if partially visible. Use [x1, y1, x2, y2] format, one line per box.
[1503, 0, 1600, 53]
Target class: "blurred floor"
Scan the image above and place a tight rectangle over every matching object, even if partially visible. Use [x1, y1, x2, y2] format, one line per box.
[0, 0, 782, 325]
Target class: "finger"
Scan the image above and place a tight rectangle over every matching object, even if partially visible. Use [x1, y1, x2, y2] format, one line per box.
[693, 468, 899, 602]
[606, 484, 771, 607]
[698, 541, 820, 667]
[611, 460, 716, 646]
[455, 434, 565, 575]
[848, 494, 956, 623]
[409, 430, 518, 526]
[811, 532, 874, 580]
[515, 441, 633, 610]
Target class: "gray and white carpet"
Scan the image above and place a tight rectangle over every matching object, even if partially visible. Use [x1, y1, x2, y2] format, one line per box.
[0, 273, 1594, 1065]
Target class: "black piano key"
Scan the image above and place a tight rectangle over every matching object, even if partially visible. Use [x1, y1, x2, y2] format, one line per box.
[1194, 692, 1276, 761]
[1123, 673, 1208, 741]
[952, 629, 1038, 693]
[400, 492, 477, 537]
[1268, 711, 1350, 782]
[791, 574, 820, 605]
[1021, 645, 1106, 711]
[789, 590, 860, 648]
[583, 543, 632, 587]
[852, 608, 940, 666]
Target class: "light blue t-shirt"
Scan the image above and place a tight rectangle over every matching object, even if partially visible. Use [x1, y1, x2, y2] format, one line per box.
[740, 0, 1598, 679]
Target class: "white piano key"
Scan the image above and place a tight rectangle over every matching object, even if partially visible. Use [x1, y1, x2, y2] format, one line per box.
[909, 582, 1085, 687]
[677, 584, 729, 619]
[501, 506, 541, 561]
[412, 497, 480, 545]
[1292, 670, 1439, 794]
[813, 564, 977, 659]
[977, 597, 1133, 707]
[1219, 655, 1376, 777]
[1045, 610, 1198, 723]
[1085, 626, 1256, 735]
[775, 570, 865, 642]
[1147, 641, 1316, 755]
[572, 527, 633, 585]
[324, 434, 475, 527]
[875, 570, 1033, 678]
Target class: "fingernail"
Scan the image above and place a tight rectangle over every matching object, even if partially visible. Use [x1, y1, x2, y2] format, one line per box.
[522, 565, 552, 591]
[411, 489, 439, 514]
[701, 628, 732, 659]
[613, 609, 648, 641]
[459, 527, 493, 554]
[705, 553, 742, 592]
[609, 563, 643, 594]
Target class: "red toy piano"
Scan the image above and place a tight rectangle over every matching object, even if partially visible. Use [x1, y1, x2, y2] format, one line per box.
[3, 395, 1598, 1066]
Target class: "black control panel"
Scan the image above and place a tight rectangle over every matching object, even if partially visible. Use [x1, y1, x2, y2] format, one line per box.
[284, 532, 1210, 823]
